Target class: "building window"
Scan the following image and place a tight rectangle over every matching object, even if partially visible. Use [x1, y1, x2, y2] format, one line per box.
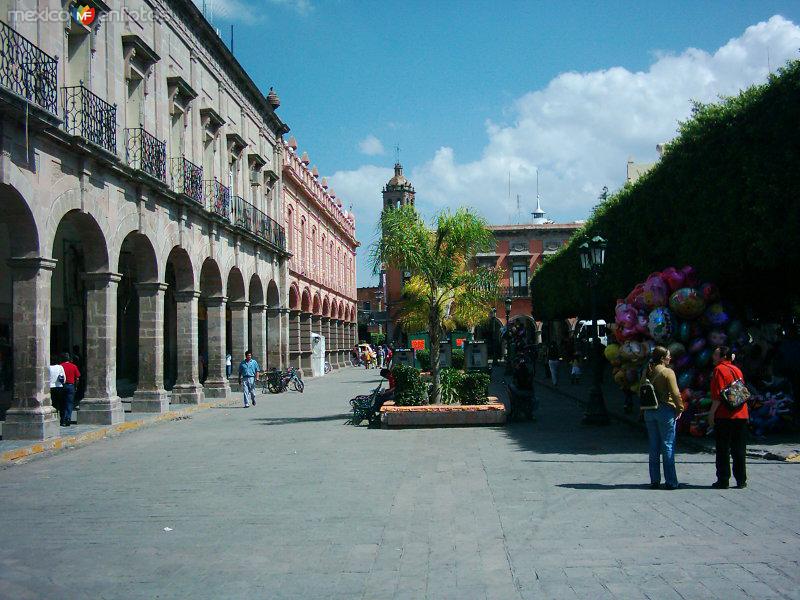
[512, 263, 528, 289]
[363, 301, 371, 311]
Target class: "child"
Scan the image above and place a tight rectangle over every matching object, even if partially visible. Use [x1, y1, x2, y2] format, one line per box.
[570, 353, 582, 384]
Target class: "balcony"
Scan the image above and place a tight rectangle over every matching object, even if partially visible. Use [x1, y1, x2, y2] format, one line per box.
[502, 285, 530, 299]
[230, 194, 254, 232]
[125, 127, 166, 182]
[256, 211, 287, 250]
[62, 84, 117, 154]
[171, 157, 203, 205]
[205, 179, 230, 219]
[0, 21, 58, 116]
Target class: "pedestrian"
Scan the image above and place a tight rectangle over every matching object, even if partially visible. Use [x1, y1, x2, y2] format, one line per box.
[570, 353, 582, 384]
[225, 353, 232, 378]
[377, 345, 385, 368]
[238, 350, 260, 408]
[48, 357, 66, 424]
[59, 352, 81, 427]
[385, 345, 393, 368]
[708, 345, 749, 489]
[640, 345, 684, 490]
[547, 342, 560, 386]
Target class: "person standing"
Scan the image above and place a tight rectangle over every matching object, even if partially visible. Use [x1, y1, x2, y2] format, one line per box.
[708, 346, 748, 489]
[640, 346, 684, 490]
[238, 350, 260, 408]
[48, 357, 66, 425]
[377, 345, 385, 368]
[547, 342, 560, 386]
[225, 353, 232, 379]
[59, 353, 81, 427]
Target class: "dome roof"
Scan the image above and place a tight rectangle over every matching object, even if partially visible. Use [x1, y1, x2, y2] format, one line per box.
[387, 162, 410, 187]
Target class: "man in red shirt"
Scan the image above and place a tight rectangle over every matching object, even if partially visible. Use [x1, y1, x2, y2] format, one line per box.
[709, 346, 748, 489]
[59, 352, 81, 427]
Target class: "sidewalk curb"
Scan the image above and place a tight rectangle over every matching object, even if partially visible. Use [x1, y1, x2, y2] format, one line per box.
[534, 377, 799, 462]
[1, 400, 236, 466]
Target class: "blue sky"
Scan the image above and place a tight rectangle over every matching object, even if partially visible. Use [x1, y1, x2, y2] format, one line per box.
[205, 1, 800, 285]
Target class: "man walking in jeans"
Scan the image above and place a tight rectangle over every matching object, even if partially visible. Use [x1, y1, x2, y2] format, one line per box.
[59, 352, 80, 426]
[238, 350, 260, 408]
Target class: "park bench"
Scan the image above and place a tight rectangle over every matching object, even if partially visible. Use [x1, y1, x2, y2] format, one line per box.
[348, 383, 383, 426]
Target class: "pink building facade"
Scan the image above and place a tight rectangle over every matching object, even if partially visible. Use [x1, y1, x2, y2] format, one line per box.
[282, 138, 359, 373]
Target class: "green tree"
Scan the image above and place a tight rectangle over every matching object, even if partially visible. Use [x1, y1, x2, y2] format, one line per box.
[372, 204, 500, 403]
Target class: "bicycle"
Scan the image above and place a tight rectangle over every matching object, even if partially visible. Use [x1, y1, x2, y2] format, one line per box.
[324, 361, 332, 374]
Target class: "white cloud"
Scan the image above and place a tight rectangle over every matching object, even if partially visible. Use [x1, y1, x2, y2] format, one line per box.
[340, 16, 800, 286]
[358, 135, 385, 156]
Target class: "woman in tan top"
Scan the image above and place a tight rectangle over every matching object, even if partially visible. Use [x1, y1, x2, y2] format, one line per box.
[640, 346, 685, 490]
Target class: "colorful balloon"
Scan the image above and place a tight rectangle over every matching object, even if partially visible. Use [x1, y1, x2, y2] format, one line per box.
[707, 329, 728, 347]
[647, 307, 675, 343]
[681, 265, 699, 287]
[604, 343, 621, 363]
[689, 337, 706, 354]
[643, 273, 669, 308]
[668, 342, 686, 358]
[660, 267, 686, 292]
[677, 368, 695, 390]
[695, 348, 713, 368]
[675, 354, 692, 370]
[700, 282, 720, 303]
[615, 302, 637, 328]
[619, 340, 643, 362]
[704, 303, 730, 328]
[669, 287, 705, 320]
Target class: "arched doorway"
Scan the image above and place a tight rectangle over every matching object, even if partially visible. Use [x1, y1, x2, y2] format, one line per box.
[199, 258, 229, 398]
[50, 209, 122, 424]
[266, 279, 281, 369]
[248, 274, 266, 368]
[226, 267, 246, 367]
[0, 183, 57, 439]
[164, 247, 202, 404]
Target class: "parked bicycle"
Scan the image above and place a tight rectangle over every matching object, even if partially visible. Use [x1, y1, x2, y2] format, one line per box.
[263, 366, 304, 393]
[324, 361, 332, 374]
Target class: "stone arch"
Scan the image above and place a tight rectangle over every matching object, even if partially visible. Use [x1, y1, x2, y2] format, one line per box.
[0, 182, 39, 257]
[166, 246, 195, 292]
[337, 303, 344, 320]
[248, 274, 264, 306]
[45, 188, 112, 266]
[118, 231, 159, 284]
[288, 284, 300, 310]
[53, 209, 110, 274]
[331, 299, 339, 320]
[226, 267, 246, 302]
[349, 305, 356, 322]
[200, 258, 224, 298]
[312, 292, 322, 315]
[300, 287, 311, 313]
[322, 296, 330, 317]
[266, 279, 281, 308]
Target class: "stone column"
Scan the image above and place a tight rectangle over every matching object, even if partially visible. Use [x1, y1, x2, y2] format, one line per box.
[203, 296, 230, 399]
[79, 272, 125, 425]
[348, 323, 355, 358]
[250, 304, 267, 369]
[288, 309, 301, 368]
[338, 320, 346, 366]
[330, 319, 340, 368]
[228, 300, 249, 367]
[299, 312, 312, 375]
[171, 290, 204, 404]
[321, 316, 332, 369]
[132, 282, 169, 412]
[279, 309, 290, 369]
[267, 307, 282, 370]
[3, 258, 59, 440]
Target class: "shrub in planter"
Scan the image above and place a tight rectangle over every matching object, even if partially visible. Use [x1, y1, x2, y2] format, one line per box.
[392, 364, 428, 406]
[416, 349, 431, 371]
[457, 371, 491, 405]
[439, 367, 464, 404]
[451, 348, 465, 370]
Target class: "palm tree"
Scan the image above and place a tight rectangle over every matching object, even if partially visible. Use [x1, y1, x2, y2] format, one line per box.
[372, 204, 500, 404]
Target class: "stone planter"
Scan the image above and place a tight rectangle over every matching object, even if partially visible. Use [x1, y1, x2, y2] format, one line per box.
[379, 396, 506, 428]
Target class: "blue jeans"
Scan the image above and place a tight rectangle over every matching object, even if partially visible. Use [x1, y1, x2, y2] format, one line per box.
[242, 377, 256, 407]
[62, 384, 75, 425]
[644, 404, 678, 487]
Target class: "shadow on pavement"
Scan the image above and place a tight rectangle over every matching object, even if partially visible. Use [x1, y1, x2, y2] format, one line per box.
[251, 414, 352, 426]
[557, 482, 711, 490]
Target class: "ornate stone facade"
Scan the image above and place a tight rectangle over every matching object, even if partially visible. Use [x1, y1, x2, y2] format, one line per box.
[282, 139, 358, 374]
[0, 0, 344, 439]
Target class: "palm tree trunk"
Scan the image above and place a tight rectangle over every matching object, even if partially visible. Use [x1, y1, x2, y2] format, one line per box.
[429, 310, 441, 405]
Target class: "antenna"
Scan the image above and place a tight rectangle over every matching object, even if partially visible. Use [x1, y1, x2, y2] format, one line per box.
[516, 194, 521, 224]
[394, 143, 400, 164]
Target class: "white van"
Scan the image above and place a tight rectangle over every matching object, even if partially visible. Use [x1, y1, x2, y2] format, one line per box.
[575, 319, 608, 348]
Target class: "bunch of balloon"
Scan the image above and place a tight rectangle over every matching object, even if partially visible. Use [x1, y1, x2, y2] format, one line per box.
[604, 266, 747, 436]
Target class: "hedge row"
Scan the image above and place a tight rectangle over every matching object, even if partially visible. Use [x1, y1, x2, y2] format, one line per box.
[531, 60, 800, 321]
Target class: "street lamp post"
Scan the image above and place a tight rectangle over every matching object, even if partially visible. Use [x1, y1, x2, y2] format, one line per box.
[504, 295, 512, 371]
[490, 307, 498, 365]
[579, 235, 609, 425]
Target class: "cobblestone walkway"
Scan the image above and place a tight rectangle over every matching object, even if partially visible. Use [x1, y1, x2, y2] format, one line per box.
[0, 366, 798, 599]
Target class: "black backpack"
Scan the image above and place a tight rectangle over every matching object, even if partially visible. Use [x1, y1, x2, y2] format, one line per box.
[639, 366, 659, 410]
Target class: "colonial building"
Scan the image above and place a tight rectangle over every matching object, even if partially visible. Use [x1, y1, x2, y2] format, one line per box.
[474, 199, 583, 355]
[0, 0, 352, 441]
[282, 138, 358, 373]
[356, 285, 386, 344]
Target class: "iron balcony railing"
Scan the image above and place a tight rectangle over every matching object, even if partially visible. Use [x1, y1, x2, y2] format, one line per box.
[257, 211, 287, 250]
[170, 157, 203, 205]
[205, 179, 230, 219]
[0, 21, 58, 115]
[125, 127, 166, 182]
[228, 194, 287, 251]
[62, 84, 117, 154]
[230, 194, 255, 233]
[502, 285, 530, 299]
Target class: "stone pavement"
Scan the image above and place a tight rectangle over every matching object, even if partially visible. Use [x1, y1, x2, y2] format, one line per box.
[1, 365, 799, 599]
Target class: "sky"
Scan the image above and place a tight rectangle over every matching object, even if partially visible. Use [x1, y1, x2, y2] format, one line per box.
[200, 1, 800, 286]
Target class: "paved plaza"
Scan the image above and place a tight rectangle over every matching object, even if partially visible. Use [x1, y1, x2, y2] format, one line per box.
[1, 367, 799, 600]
